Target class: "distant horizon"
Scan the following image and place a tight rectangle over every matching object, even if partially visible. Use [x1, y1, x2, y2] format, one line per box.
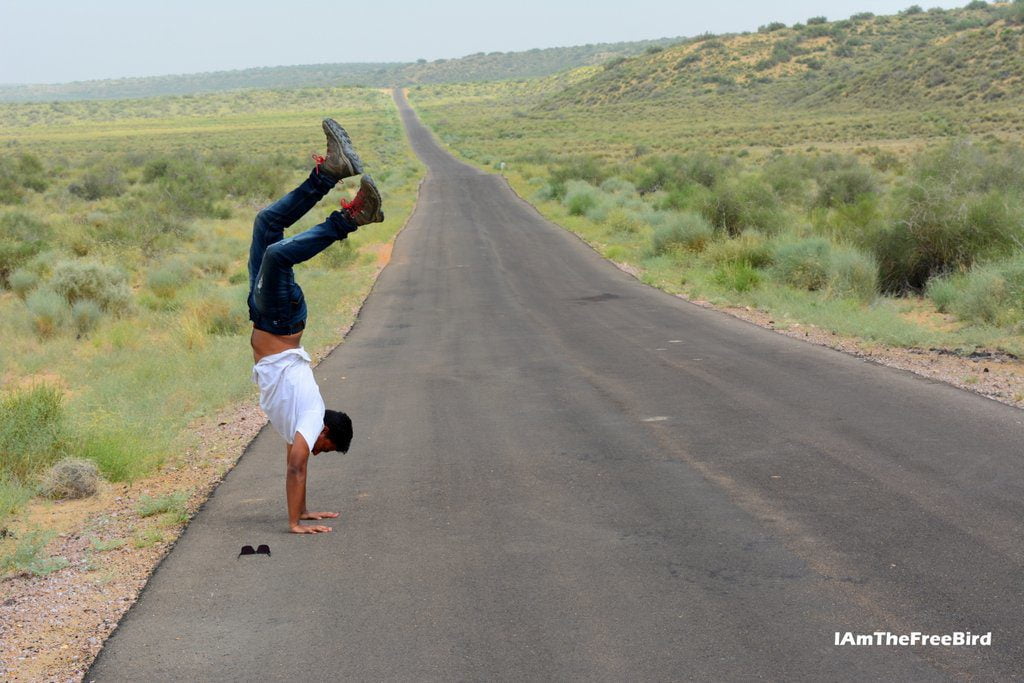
[1, 0, 968, 86]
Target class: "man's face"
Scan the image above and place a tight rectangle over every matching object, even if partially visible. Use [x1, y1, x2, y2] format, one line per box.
[313, 432, 337, 455]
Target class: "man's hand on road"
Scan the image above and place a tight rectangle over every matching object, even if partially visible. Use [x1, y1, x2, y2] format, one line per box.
[289, 524, 332, 534]
[301, 511, 340, 520]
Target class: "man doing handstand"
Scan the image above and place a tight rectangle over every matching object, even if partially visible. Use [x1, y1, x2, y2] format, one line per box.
[248, 119, 383, 534]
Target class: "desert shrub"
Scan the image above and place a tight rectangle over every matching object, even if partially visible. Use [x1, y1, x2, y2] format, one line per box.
[71, 299, 104, 335]
[147, 261, 191, 299]
[0, 153, 48, 204]
[104, 199, 194, 254]
[826, 245, 879, 302]
[0, 211, 51, 283]
[762, 155, 813, 204]
[0, 529, 69, 577]
[184, 291, 247, 337]
[1002, 0, 1024, 24]
[320, 240, 357, 269]
[963, 0, 987, 8]
[876, 142, 1024, 292]
[901, 5, 924, 15]
[600, 177, 637, 197]
[0, 385, 67, 482]
[657, 183, 713, 212]
[189, 252, 232, 275]
[606, 207, 645, 234]
[807, 15, 828, 24]
[631, 153, 727, 194]
[137, 491, 188, 522]
[26, 289, 70, 337]
[701, 175, 784, 235]
[220, 158, 289, 201]
[650, 212, 715, 254]
[40, 458, 100, 500]
[49, 260, 132, 311]
[563, 180, 601, 216]
[928, 256, 1024, 326]
[69, 164, 126, 200]
[141, 153, 223, 218]
[8, 268, 39, 299]
[705, 230, 773, 268]
[815, 163, 877, 207]
[712, 261, 762, 292]
[925, 275, 959, 313]
[772, 237, 832, 290]
[547, 157, 606, 198]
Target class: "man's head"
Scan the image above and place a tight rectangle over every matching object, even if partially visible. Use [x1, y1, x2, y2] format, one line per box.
[314, 409, 352, 454]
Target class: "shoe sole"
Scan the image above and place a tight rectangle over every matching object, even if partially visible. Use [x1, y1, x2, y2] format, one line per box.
[322, 118, 364, 176]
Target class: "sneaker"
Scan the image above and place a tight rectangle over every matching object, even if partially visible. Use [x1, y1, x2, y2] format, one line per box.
[340, 175, 384, 226]
[318, 118, 364, 179]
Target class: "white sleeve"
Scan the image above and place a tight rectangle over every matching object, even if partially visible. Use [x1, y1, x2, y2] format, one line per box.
[295, 411, 324, 455]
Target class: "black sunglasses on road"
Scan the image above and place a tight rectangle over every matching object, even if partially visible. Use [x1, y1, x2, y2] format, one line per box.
[238, 544, 271, 558]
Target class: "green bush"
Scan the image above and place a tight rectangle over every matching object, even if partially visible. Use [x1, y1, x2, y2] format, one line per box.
[877, 142, 1024, 292]
[9, 268, 39, 299]
[69, 163, 127, 200]
[137, 491, 188, 518]
[147, 261, 191, 299]
[651, 212, 715, 254]
[71, 299, 104, 335]
[0, 154, 48, 204]
[105, 199, 194, 253]
[220, 158, 289, 201]
[712, 261, 762, 292]
[140, 152, 224, 218]
[772, 237, 832, 291]
[50, 260, 132, 311]
[0, 211, 51, 283]
[701, 175, 784, 235]
[0, 385, 67, 482]
[815, 163, 877, 207]
[762, 155, 813, 204]
[826, 245, 879, 303]
[705, 230, 773, 268]
[925, 275, 959, 313]
[0, 529, 68, 578]
[26, 289, 70, 337]
[189, 252, 232, 276]
[599, 177, 637, 196]
[606, 207, 645, 234]
[928, 256, 1024, 327]
[563, 180, 601, 216]
[320, 241, 357, 269]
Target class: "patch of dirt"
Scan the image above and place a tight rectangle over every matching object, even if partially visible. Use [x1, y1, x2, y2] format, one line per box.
[0, 399, 266, 683]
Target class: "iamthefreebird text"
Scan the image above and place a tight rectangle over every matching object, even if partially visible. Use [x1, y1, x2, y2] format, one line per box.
[834, 631, 992, 647]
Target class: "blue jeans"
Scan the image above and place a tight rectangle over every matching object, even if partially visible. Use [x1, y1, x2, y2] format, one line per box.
[247, 169, 358, 335]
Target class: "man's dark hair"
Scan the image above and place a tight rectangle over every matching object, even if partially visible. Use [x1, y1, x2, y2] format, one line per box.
[324, 409, 353, 453]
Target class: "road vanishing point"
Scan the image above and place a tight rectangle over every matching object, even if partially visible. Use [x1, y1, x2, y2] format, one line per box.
[88, 90, 1024, 681]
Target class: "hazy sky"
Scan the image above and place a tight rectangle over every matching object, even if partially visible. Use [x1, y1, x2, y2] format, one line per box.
[1, 0, 967, 84]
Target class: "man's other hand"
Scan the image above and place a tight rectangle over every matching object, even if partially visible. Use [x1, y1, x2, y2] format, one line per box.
[300, 511, 340, 520]
[290, 523, 332, 534]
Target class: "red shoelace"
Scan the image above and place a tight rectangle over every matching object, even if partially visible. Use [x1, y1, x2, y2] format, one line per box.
[340, 190, 364, 215]
[311, 152, 326, 174]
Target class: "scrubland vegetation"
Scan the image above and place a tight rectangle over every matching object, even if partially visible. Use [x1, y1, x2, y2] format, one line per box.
[409, 2, 1024, 356]
[0, 87, 423, 531]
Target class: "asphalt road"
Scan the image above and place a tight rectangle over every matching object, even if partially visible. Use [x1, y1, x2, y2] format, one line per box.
[88, 90, 1024, 681]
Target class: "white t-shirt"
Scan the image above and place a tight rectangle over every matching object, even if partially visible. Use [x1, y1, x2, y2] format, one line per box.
[251, 348, 325, 455]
